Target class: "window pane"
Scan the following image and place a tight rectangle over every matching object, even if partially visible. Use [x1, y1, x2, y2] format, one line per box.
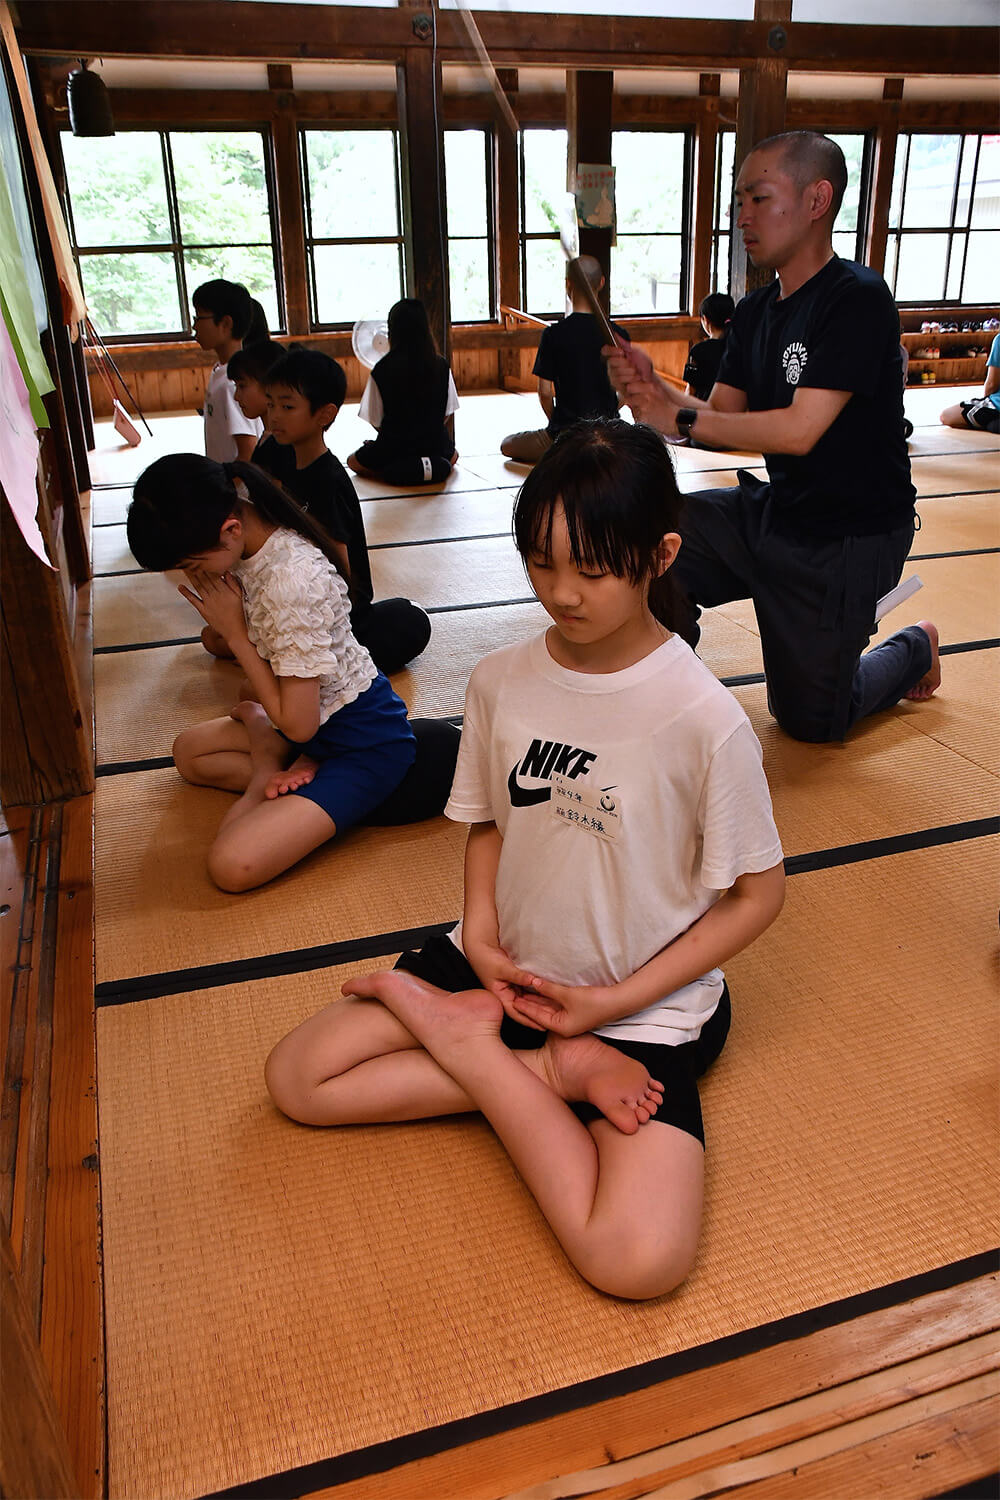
[612, 234, 682, 315]
[62, 132, 170, 246]
[962, 231, 1000, 302]
[445, 129, 488, 238]
[971, 135, 1000, 227]
[946, 233, 966, 300]
[888, 136, 907, 230]
[612, 131, 685, 234]
[185, 247, 279, 331]
[955, 135, 979, 225]
[826, 133, 864, 235]
[894, 233, 948, 301]
[79, 251, 179, 335]
[172, 132, 271, 246]
[716, 130, 736, 232]
[448, 240, 490, 322]
[524, 238, 566, 316]
[901, 135, 961, 228]
[832, 230, 858, 263]
[523, 129, 568, 235]
[313, 243, 401, 324]
[712, 232, 730, 293]
[304, 131, 400, 239]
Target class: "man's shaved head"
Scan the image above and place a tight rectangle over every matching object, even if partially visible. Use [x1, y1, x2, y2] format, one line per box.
[575, 254, 604, 291]
[751, 131, 848, 219]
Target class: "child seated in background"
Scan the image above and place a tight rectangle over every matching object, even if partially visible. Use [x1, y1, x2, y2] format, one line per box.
[254, 346, 432, 676]
[683, 292, 735, 403]
[228, 337, 286, 429]
[348, 299, 458, 487]
[192, 279, 266, 463]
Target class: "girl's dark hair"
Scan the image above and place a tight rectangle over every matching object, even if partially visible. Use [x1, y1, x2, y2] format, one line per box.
[127, 454, 342, 572]
[699, 292, 734, 330]
[244, 297, 270, 346]
[227, 337, 284, 384]
[513, 419, 685, 630]
[386, 298, 438, 377]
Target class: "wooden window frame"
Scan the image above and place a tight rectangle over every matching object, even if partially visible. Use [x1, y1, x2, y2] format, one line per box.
[886, 131, 999, 307]
[60, 124, 284, 343]
[444, 124, 497, 325]
[299, 124, 406, 332]
[610, 125, 694, 319]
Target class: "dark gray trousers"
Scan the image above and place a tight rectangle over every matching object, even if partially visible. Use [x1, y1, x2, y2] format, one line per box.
[673, 475, 932, 743]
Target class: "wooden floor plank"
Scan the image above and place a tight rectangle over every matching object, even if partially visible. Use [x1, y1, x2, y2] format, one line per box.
[710, 1393, 999, 1500]
[312, 1277, 998, 1500]
[40, 793, 102, 1500]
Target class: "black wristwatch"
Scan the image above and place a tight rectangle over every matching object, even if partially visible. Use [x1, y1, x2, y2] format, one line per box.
[675, 407, 698, 442]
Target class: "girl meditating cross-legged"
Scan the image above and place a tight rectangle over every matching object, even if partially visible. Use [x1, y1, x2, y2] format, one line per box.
[266, 421, 785, 1300]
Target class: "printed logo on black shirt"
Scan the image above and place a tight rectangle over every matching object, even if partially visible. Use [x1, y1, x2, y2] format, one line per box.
[507, 737, 597, 807]
[781, 341, 808, 385]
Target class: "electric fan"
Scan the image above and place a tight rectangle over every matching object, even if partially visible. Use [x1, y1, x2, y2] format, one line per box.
[351, 319, 390, 369]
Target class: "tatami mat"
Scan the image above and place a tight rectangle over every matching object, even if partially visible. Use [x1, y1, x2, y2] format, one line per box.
[93, 602, 767, 766]
[912, 493, 1000, 556]
[96, 837, 999, 1500]
[892, 645, 1000, 776]
[94, 769, 466, 986]
[95, 571, 199, 649]
[370, 534, 529, 609]
[910, 450, 1000, 498]
[94, 681, 996, 991]
[716, 550, 1000, 649]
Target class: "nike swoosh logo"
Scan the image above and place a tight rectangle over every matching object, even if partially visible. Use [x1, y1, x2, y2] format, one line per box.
[507, 765, 551, 807]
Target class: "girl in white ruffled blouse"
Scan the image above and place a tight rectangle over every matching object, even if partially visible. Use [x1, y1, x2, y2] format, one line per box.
[127, 455, 451, 892]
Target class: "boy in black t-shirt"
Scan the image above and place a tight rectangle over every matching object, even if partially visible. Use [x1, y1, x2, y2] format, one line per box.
[254, 347, 431, 676]
[500, 256, 630, 465]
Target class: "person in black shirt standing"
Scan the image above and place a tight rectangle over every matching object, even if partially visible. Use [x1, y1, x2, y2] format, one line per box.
[609, 131, 939, 743]
[500, 256, 630, 465]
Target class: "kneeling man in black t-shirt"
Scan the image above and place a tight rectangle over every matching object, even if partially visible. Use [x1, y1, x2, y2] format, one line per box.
[608, 130, 939, 744]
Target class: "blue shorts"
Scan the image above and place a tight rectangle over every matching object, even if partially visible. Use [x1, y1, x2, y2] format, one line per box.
[285, 673, 416, 832]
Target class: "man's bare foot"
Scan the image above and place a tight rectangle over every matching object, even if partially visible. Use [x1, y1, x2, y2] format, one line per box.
[538, 1033, 664, 1136]
[904, 621, 941, 701]
[266, 754, 318, 799]
[341, 969, 503, 1048]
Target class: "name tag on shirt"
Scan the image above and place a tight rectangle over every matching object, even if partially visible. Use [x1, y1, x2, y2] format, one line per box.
[550, 774, 622, 843]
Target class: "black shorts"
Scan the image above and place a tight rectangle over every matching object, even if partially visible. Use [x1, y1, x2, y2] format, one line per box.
[394, 933, 731, 1147]
[960, 396, 1000, 434]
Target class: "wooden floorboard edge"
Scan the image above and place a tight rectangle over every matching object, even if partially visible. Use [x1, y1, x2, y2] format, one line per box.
[39, 792, 103, 1500]
[290, 1275, 999, 1500]
[499, 1334, 1000, 1499]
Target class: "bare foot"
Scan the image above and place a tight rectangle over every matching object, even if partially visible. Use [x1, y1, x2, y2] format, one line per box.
[229, 700, 290, 780]
[266, 754, 318, 800]
[904, 621, 941, 701]
[341, 969, 503, 1048]
[539, 1032, 664, 1136]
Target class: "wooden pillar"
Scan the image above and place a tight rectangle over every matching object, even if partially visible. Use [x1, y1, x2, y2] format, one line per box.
[566, 70, 613, 313]
[691, 74, 721, 313]
[495, 68, 520, 312]
[398, 26, 450, 360]
[267, 64, 309, 335]
[730, 0, 791, 299]
[866, 79, 903, 277]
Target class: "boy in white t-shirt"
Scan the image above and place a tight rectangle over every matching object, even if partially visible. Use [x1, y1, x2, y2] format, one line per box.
[192, 279, 265, 463]
[265, 422, 785, 1302]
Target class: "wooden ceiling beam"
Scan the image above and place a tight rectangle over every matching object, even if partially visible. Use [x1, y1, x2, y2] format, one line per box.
[15, 2, 997, 76]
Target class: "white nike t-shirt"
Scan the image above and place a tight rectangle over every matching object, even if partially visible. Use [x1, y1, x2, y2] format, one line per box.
[445, 631, 783, 1044]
